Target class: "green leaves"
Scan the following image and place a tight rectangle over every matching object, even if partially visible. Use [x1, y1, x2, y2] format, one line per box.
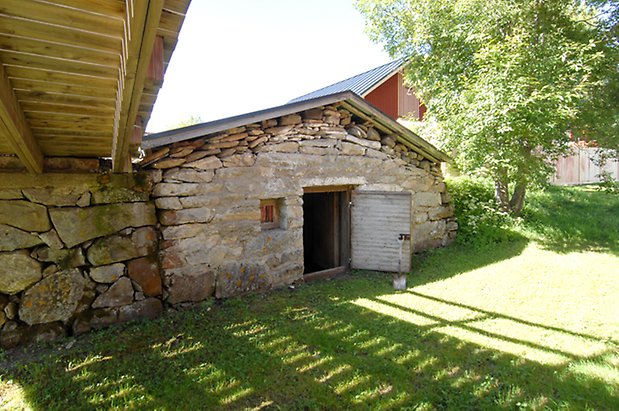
[357, 0, 618, 213]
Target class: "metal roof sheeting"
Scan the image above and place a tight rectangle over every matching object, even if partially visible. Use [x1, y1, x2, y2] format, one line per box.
[289, 60, 404, 103]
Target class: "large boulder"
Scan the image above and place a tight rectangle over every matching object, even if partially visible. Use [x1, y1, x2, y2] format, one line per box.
[0, 200, 51, 232]
[91, 186, 150, 204]
[89, 263, 125, 283]
[0, 321, 27, 348]
[19, 269, 90, 325]
[49, 202, 156, 248]
[412, 192, 442, 208]
[216, 264, 271, 299]
[127, 256, 162, 297]
[22, 187, 87, 206]
[87, 227, 157, 266]
[91, 277, 134, 308]
[118, 298, 163, 323]
[72, 308, 118, 335]
[31, 246, 86, 269]
[0, 224, 44, 251]
[165, 266, 215, 304]
[0, 251, 42, 294]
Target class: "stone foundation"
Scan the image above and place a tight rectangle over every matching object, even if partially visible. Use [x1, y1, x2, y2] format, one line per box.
[0, 174, 161, 348]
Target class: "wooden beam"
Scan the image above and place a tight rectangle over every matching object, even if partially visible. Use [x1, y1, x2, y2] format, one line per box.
[146, 36, 165, 86]
[0, 62, 43, 173]
[112, 0, 164, 173]
[130, 116, 144, 147]
[303, 266, 348, 283]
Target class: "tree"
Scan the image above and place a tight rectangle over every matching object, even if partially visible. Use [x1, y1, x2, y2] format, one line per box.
[572, 1, 619, 151]
[174, 114, 205, 128]
[357, 0, 619, 214]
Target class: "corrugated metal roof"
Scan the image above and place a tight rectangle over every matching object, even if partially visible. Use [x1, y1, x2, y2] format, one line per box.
[289, 60, 404, 103]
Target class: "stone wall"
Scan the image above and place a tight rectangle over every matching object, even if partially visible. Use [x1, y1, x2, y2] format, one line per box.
[144, 104, 457, 302]
[0, 174, 161, 348]
[0, 104, 458, 348]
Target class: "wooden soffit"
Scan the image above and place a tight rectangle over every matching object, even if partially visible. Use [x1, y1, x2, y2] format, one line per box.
[0, 0, 190, 173]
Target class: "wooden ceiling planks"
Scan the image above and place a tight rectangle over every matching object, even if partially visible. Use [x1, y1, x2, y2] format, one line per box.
[5, 66, 118, 89]
[0, 62, 43, 172]
[0, 0, 190, 173]
[20, 101, 116, 117]
[12, 78, 117, 100]
[0, 36, 121, 68]
[0, 15, 122, 53]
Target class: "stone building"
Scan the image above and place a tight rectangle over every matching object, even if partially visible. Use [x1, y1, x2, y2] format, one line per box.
[141, 91, 457, 302]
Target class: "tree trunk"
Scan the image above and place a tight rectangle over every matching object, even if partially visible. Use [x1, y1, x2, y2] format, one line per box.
[509, 180, 527, 215]
[508, 146, 532, 215]
[494, 169, 510, 211]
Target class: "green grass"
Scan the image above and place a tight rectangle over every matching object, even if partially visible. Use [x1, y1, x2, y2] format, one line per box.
[1, 186, 618, 410]
[521, 185, 619, 255]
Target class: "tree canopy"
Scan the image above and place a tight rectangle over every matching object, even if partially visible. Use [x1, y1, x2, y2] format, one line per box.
[357, 0, 619, 213]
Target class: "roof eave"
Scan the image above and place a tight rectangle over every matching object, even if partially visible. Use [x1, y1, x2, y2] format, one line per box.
[143, 91, 359, 149]
[343, 94, 450, 163]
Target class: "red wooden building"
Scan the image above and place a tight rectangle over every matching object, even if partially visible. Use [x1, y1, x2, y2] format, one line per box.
[290, 60, 426, 121]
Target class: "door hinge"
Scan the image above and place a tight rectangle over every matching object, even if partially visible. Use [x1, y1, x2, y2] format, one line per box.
[398, 233, 411, 241]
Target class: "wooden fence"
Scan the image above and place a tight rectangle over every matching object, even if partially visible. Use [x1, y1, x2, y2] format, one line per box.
[552, 147, 619, 185]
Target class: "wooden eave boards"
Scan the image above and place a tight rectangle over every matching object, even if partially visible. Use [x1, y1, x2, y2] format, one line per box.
[0, 0, 190, 173]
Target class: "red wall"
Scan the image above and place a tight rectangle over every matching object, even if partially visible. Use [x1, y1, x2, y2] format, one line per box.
[365, 74, 399, 119]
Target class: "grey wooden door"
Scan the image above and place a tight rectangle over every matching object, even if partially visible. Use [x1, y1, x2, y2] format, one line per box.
[351, 191, 412, 272]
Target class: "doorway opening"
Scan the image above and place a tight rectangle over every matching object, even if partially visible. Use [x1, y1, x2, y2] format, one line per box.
[302, 187, 351, 279]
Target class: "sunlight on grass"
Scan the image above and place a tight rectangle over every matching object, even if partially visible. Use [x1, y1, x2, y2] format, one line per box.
[377, 291, 486, 323]
[333, 373, 371, 396]
[248, 400, 274, 410]
[435, 325, 569, 365]
[352, 298, 440, 326]
[297, 356, 331, 373]
[352, 242, 618, 367]
[0, 378, 30, 410]
[470, 318, 609, 357]
[65, 354, 112, 372]
[159, 340, 204, 358]
[184, 363, 223, 383]
[413, 243, 619, 342]
[317, 364, 351, 383]
[82, 375, 148, 409]
[569, 360, 619, 387]
[226, 315, 407, 407]
[219, 387, 255, 406]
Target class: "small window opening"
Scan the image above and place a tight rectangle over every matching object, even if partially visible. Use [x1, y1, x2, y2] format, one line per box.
[260, 199, 280, 230]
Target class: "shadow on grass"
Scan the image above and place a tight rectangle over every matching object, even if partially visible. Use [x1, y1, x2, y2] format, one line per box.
[523, 186, 619, 255]
[3, 273, 617, 410]
[409, 238, 529, 287]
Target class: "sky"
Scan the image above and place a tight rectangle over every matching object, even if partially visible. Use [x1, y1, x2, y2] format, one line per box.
[146, 0, 391, 132]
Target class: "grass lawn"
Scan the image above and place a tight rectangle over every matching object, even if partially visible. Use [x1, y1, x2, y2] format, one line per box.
[1, 186, 618, 410]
